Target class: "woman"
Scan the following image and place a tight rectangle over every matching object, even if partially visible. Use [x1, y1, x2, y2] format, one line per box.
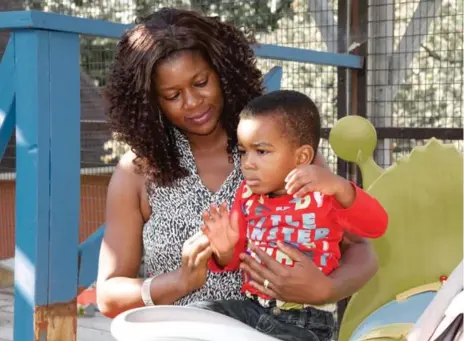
[96, 7, 379, 319]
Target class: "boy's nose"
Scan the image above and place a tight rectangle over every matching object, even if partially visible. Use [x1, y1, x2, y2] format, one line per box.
[242, 158, 257, 170]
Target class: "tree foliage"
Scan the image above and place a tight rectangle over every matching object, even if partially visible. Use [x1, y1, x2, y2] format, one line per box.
[15, 0, 462, 166]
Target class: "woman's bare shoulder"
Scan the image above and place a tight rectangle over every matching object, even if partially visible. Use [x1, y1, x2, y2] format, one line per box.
[111, 150, 151, 218]
[110, 151, 145, 195]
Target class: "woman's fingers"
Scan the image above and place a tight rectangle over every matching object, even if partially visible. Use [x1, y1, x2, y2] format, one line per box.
[239, 252, 278, 284]
[186, 233, 210, 268]
[248, 280, 279, 299]
[239, 262, 266, 284]
[275, 241, 306, 262]
[239, 258, 281, 298]
[194, 246, 213, 268]
[247, 243, 289, 275]
[209, 204, 220, 221]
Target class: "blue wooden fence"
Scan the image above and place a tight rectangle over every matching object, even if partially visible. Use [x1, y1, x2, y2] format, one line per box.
[0, 10, 363, 341]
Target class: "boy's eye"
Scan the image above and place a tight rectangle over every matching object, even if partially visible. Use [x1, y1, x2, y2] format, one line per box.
[257, 149, 268, 155]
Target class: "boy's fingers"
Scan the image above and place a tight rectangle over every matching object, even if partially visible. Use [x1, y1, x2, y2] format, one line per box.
[219, 202, 229, 218]
[293, 183, 314, 198]
[210, 205, 220, 221]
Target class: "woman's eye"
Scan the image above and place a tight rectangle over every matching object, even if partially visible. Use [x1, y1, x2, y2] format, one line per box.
[238, 149, 246, 156]
[195, 80, 208, 87]
[166, 93, 180, 101]
[257, 150, 268, 155]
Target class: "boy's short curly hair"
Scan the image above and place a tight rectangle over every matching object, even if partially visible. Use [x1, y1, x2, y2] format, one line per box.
[104, 8, 264, 185]
[240, 90, 321, 153]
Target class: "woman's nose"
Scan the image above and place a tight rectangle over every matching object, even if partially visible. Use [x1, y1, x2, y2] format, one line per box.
[183, 89, 202, 109]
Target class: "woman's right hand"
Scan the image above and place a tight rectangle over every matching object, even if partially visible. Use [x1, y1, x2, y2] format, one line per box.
[179, 231, 213, 292]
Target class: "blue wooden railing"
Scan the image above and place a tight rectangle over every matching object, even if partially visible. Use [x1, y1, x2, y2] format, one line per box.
[0, 10, 363, 341]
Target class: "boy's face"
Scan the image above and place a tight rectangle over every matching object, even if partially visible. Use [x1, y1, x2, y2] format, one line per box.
[237, 115, 313, 196]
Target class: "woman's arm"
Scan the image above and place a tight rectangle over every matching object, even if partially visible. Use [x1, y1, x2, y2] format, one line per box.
[96, 152, 211, 318]
[96, 152, 188, 317]
[326, 232, 378, 302]
[314, 151, 379, 300]
[239, 236, 378, 305]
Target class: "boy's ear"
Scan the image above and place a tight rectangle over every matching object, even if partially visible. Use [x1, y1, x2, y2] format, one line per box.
[296, 145, 315, 166]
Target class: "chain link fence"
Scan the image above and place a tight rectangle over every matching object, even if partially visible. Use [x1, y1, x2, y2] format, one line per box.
[0, 0, 462, 260]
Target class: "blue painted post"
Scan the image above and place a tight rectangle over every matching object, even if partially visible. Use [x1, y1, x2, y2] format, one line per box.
[263, 66, 283, 93]
[14, 29, 80, 341]
[0, 36, 16, 160]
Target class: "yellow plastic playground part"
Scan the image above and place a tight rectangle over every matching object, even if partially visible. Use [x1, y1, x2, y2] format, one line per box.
[395, 282, 442, 302]
[358, 323, 413, 341]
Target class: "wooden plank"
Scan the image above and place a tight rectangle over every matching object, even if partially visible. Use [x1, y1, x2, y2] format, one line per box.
[0, 11, 364, 70]
[78, 225, 105, 289]
[0, 11, 34, 32]
[14, 29, 80, 341]
[262, 66, 282, 93]
[255, 43, 364, 69]
[13, 29, 51, 341]
[0, 11, 129, 39]
[48, 31, 80, 306]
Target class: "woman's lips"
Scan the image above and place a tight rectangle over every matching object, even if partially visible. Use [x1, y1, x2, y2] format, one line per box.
[186, 108, 212, 125]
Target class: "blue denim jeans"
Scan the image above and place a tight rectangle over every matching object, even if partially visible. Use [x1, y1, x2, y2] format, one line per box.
[189, 299, 335, 341]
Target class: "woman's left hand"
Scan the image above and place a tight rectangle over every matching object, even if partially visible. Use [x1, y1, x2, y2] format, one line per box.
[239, 241, 334, 305]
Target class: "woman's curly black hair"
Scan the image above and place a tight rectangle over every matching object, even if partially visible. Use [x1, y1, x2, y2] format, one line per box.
[104, 7, 264, 186]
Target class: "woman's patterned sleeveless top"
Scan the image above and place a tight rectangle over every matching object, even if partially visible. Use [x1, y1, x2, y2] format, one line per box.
[142, 128, 245, 305]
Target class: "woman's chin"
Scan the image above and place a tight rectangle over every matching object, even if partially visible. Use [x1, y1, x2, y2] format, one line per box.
[185, 117, 221, 137]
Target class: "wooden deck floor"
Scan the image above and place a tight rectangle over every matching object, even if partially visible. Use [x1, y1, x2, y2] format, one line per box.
[0, 288, 114, 341]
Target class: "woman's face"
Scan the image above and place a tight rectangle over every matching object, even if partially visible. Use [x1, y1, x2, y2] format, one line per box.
[153, 50, 224, 137]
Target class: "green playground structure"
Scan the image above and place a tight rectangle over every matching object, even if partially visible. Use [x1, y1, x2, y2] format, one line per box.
[330, 115, 463, 341]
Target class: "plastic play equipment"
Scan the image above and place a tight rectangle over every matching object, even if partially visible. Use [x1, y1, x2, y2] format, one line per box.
[110, 116, 462, 341]
[408, 260, 463, 341]
[329, 116, 463, 341]
[111, 306, 279, 341]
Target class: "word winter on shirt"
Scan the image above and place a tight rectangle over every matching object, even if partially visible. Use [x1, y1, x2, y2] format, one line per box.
[246, 212, 330, 245]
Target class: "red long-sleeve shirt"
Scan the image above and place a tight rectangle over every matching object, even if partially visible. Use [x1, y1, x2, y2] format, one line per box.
[208, 181, 388, 300]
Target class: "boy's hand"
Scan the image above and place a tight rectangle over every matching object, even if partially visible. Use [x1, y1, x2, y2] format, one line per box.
[201, 203, 240, 264]
[285, 165, 355, 207]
